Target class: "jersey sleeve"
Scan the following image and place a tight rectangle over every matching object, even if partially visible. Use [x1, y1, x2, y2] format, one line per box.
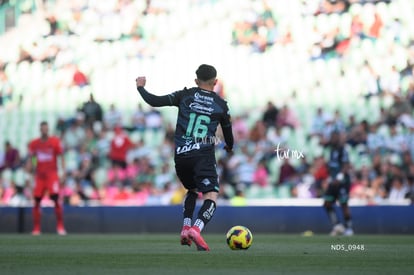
[220, 104, 234, 149]
[137, 87, 184, 107]
[55, 137, 64, 155]
[167, 88, 186, 107]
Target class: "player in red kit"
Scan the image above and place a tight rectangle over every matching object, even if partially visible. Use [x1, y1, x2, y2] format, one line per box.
[28, 121, 66, 235]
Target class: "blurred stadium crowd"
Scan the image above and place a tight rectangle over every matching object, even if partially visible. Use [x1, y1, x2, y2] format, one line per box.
[1, 0, 414, 206]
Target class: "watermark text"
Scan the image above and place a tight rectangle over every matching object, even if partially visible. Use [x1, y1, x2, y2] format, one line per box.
[275, 143, 305, 160]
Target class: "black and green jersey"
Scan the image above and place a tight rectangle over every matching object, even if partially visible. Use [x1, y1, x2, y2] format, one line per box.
[137, 86, 233, 156]
[328, 145, 349, 180]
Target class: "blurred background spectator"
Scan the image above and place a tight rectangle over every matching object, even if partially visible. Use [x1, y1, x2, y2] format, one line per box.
[0, 141, 20, 172]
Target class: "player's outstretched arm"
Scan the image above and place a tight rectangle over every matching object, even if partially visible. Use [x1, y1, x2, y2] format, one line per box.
[224, 144, 233, 154]
[222, 127, 234, 154]
[135, 76, 174, 107]
[220, 103, 234, 154]
[221, 121, 234, 154]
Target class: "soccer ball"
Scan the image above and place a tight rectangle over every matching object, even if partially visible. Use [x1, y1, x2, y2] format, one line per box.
[226, 225, 253, 250]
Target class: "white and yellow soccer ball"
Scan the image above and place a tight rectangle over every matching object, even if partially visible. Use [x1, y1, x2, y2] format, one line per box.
[226, 225, 253, 250]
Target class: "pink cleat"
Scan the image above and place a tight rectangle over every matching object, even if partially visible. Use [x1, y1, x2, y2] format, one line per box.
[180, 226, 192, 246]
[188, 226, 210, 251]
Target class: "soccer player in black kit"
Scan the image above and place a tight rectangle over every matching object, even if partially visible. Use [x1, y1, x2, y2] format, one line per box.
[136, 64, 234, 251]
[323, 131, 354, 236]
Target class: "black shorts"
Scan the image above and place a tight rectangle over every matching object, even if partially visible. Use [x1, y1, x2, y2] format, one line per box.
[324, 175, 351, 204]
[174, 154, 219, 194]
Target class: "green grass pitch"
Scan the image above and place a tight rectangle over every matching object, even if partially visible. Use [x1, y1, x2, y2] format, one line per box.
[0, 234, 413, 275]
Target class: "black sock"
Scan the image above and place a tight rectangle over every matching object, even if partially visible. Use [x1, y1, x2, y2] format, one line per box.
[342, 205, 352, 228]
[183, 191, 198, 227]
[194, 199, 216, 231]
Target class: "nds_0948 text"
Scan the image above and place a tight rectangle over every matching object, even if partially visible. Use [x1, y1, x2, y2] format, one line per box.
[330, 244, 365, 252]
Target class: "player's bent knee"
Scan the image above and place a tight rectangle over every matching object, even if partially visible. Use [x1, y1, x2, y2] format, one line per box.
[203, 191, 218, 201]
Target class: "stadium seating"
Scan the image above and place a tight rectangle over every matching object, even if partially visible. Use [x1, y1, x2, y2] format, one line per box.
[1, 0, 413, 205]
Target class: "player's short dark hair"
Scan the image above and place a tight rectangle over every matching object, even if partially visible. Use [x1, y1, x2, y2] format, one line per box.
[40, 121, 48, 126]
[196, 64, 217, 81]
